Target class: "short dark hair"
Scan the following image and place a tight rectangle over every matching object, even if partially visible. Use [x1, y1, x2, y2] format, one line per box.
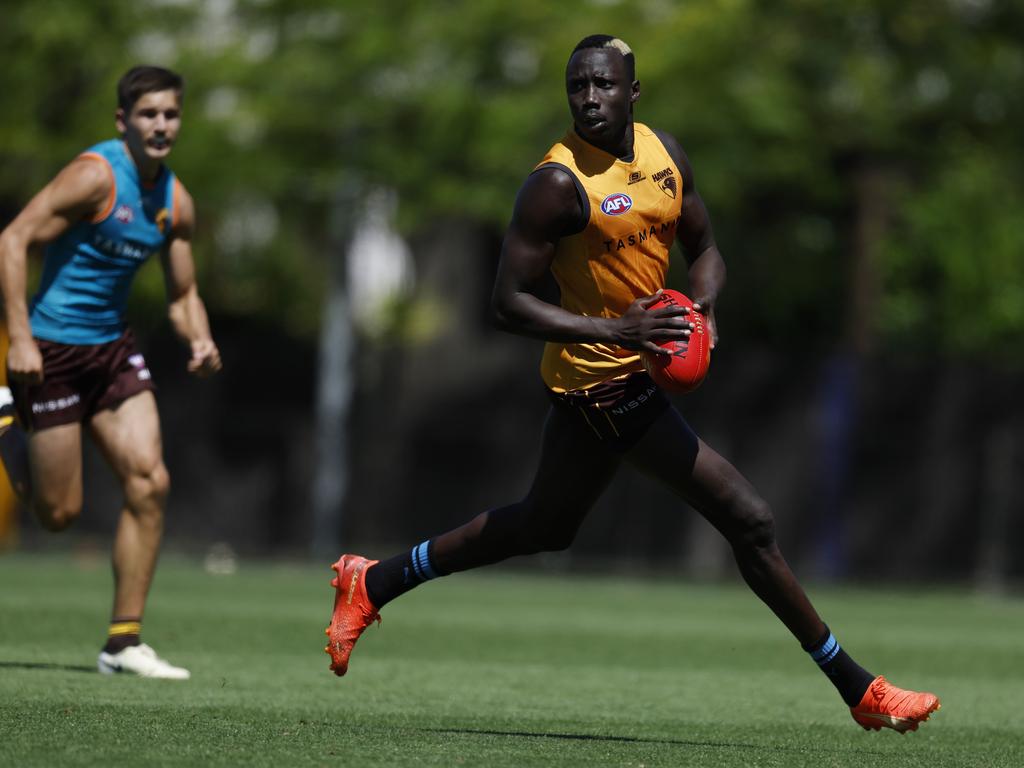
[570, 35, 636, 81]
[117, 66, 184, 112]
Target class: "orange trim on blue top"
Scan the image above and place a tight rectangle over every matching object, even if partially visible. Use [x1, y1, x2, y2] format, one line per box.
[171, 177, 183, 231]
[78, 152, 117, 223]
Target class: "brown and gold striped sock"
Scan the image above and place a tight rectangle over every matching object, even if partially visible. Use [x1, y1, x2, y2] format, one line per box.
[102, 617, 142, 654]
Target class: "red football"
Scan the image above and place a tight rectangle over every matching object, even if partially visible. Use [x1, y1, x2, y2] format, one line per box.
[639, 289, 711, 394]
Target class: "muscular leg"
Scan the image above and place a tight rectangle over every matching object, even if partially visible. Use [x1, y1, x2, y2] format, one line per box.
[28, 423, 84, 531]
[625, 406, 824, 645]
[89, 391, 170, 620]
[332, 405, 621, 676]
[366, 406, 622, 606]
[434, 406, 622, 571]
[624, 406, 883, 708]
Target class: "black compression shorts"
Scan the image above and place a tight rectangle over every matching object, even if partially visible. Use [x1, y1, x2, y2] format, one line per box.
[547, 372, 671, 453]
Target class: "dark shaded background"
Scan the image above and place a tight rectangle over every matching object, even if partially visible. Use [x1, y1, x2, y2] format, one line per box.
[2, 1, 1022, 587]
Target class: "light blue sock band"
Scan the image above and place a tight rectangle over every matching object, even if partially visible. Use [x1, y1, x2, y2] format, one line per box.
[810, 633, 841, 666]
[409, 540, 439, 582]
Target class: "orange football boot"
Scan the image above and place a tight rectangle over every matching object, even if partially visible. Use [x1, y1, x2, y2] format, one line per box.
[324, 554, 380, 676]
[850, 675, 941, 733]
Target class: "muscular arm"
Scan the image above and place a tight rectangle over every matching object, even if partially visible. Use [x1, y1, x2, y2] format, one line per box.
[0, 157, 111, 382]
[160, 186, 221, 377]
[657, 130, 726, 347]
[490, 168, 692, 354]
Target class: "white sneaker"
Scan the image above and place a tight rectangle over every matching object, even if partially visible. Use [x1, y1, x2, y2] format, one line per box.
[97, 643, 191, 680]
[0, 386, 15, 430]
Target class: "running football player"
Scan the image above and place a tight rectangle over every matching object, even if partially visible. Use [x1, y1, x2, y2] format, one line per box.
[0, 65, 221, 679]
[325, 36, 939, 732]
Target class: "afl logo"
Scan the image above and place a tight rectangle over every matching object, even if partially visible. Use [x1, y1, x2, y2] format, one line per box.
[600, 192, 633, 216]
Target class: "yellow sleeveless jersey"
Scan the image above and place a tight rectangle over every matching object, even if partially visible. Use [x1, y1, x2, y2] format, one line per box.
[536, 122, 683, 393]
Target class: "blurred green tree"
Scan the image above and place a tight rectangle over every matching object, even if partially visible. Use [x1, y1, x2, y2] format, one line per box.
[1, 0, 1021, 359]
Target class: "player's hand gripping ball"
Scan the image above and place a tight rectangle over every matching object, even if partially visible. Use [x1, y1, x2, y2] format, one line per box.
[640, 289, 711, 394]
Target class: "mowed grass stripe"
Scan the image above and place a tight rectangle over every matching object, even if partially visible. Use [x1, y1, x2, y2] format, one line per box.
[1, 553, 1021, 767]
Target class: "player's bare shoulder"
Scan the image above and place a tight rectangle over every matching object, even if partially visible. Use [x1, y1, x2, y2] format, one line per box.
[2, 154, 114, 244]
[524, 164, 579, 205]
[652, 128, 695, 188]
[515, 165, 585, 238]
[49, 153, 116, 217]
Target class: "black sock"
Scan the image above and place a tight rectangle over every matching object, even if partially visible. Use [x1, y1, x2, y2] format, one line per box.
[803, 625, 876, 706]
[103, 617, 142, 654]
[364, 539, 446, 609]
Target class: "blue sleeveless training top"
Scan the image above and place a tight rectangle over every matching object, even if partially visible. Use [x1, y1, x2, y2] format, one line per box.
[29, 139, 179, 345]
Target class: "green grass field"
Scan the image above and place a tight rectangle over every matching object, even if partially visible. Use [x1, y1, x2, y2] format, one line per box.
[1, 552, 1022, 767]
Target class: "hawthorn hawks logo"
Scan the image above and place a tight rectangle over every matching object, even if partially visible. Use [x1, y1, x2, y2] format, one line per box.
[601, 192, 633, 216]
[652, 167, 677, 199]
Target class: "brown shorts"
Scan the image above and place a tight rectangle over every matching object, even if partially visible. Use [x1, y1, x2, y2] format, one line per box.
[547, 372, 673, 452]
[8, 329, 155, 431]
